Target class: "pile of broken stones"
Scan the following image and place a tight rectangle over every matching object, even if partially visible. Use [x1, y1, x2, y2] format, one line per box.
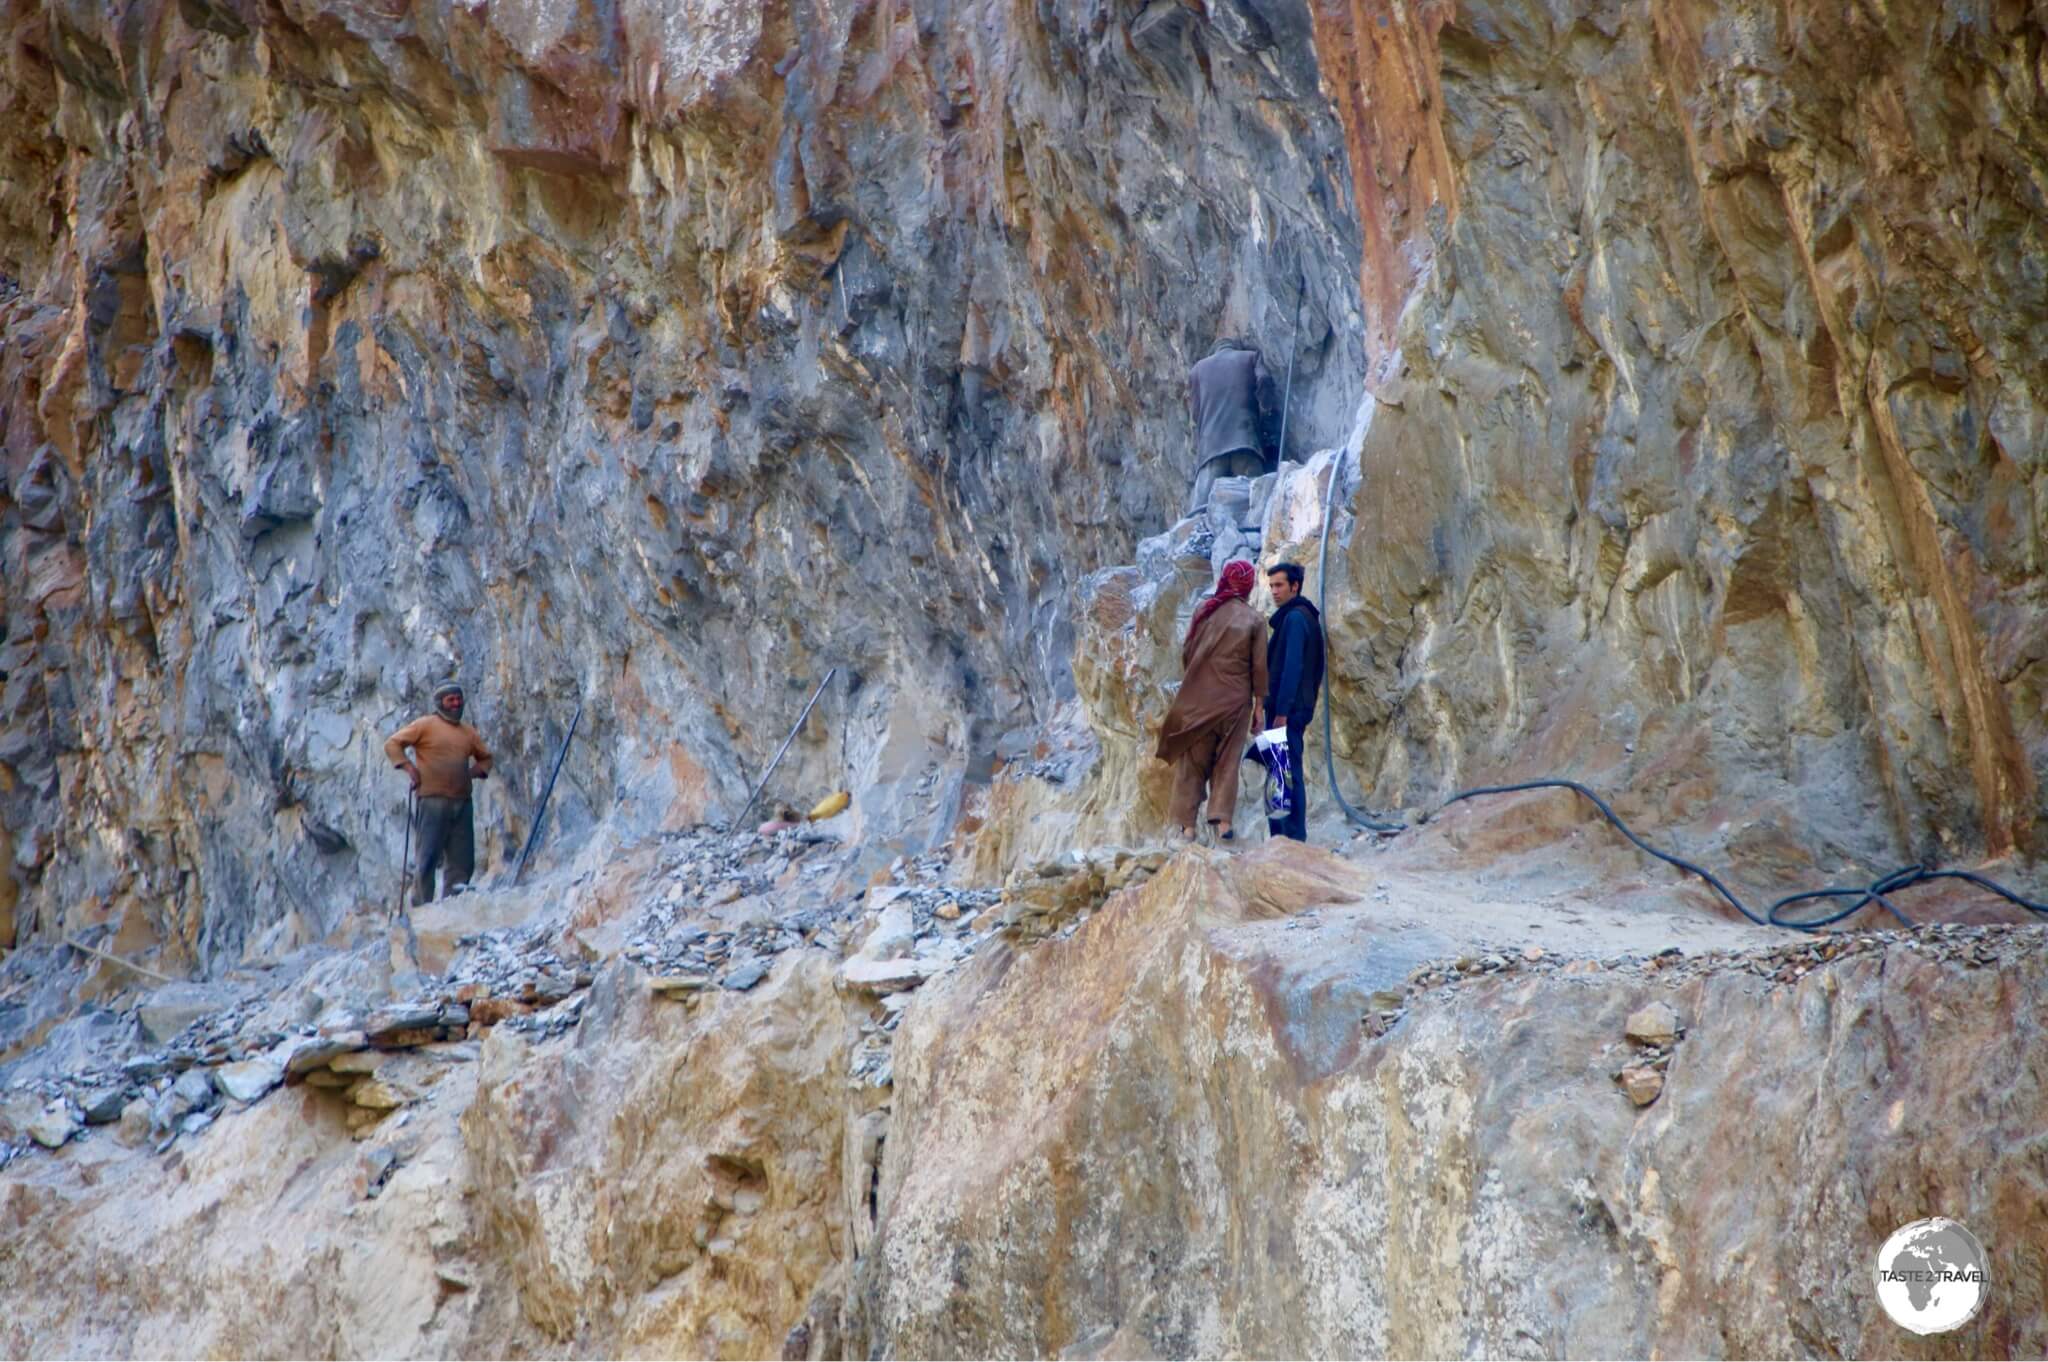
[1392, 921, 2035, 1004]
[0, 823, 836, 1167]
[0, 824, 1038, 1169]
[630, 834, 1009, 1093]
[625, 829, 966, 993]
[0, 833, 835, 1170]
[1365, 923, 2042, 1099]
[996, 846, 1170, 942]
[0, 958, 591, 1169]
[627, 824, 865, 991]
[0, 866, 630, 1170]
[836, 878, 1002, 1091]
[825, 845, 1168, 1091]
[1614, 1000, 1683, 1106]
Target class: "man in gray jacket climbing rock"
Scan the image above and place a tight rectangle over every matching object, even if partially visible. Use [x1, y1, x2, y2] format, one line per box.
[1265, 562, 1324, 842]
[1186, 338, 1275, 515]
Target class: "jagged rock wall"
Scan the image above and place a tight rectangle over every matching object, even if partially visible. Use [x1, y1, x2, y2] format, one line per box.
[967, 0, 2048, 894]
[9, 0, 2043, 981]
[1312, 0, 2048, 870]
[5, 1, 2048, 1357]
[0, 0, 1368, 974]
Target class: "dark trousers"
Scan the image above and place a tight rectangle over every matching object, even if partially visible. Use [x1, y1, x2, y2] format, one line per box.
[1268, 717, 1308, 842]
[414, 795, 474, 904]
[1188, 448, 1267, 517]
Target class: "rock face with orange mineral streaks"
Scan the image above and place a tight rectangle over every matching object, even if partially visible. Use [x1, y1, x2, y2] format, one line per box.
[0, 0, 1368, 976]
[5, 0, 2048, 1355]
[976, 0, 2048, 889]
[1305, 0, 2048, 872]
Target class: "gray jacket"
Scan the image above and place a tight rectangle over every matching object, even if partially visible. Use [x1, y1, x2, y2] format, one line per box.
[1187, 347, 1272, 466]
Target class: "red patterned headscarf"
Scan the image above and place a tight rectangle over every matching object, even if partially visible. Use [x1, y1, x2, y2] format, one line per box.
[1188, 559, 1257, 646]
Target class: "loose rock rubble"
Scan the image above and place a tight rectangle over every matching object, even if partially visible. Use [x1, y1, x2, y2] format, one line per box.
[1615, 1002, 1684, 1106]
[627, 825, 854, 990]
[0, 920, 600, 1164]
[827, 868, 1005, 1094]
[625, 828, 1004, 1065]
[445, 923, 592, 1027]
[544, 823, 1017, 1107]
[1364, 921, 2048, 1051]
[9, 871, 2035, 1175]
[1394, 921, 2040, 1002]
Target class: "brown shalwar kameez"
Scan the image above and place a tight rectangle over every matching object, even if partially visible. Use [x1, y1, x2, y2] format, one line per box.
[1156, 596, 1269, 830]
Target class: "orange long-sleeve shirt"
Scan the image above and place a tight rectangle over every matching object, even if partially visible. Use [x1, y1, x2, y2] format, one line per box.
[383, 714, 493, 799]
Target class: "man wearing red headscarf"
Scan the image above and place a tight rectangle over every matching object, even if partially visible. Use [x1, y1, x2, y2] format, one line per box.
[1155, 559, 1269, 843]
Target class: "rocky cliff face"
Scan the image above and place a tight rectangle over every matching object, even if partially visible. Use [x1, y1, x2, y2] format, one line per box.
[5, 0, 2048, 1356]
[966, 0, 2048, 895]
[1313, 0, 2048, 872]
[859, 846, 2048, 1358]
[5, 0, 2045, 984]
[0, 0, 1366, 973]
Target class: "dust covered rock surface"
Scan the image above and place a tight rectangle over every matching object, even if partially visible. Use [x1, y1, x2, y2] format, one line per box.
[6, 836, 2044, 1358]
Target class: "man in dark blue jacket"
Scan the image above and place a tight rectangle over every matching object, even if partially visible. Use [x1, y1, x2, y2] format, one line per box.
[1264, 562, 1325, 841]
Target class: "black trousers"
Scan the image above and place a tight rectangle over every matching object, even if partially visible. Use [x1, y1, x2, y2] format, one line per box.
[415, 795, 475, 904]
[1268, 717, 1308, 842]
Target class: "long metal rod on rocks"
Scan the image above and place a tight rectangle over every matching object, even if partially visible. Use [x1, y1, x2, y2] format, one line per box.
[397, 789, 415, 918]
[63, 936, 177, 985]
[1274, 267, 1305, 472]
[736, 668, 838, 831]
[514, 702, 582, 886]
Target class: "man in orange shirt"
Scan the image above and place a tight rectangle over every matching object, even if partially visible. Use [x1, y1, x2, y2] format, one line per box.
[384, 680, 493, 904]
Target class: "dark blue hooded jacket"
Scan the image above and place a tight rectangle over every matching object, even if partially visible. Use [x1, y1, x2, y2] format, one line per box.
[1267, 596, 1325, 725]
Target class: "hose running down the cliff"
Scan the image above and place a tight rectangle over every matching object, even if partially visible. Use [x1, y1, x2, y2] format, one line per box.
[1310, 450, 2048, 931]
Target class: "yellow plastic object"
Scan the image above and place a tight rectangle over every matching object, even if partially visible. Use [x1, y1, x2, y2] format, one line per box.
[807, 791, 852, 822]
